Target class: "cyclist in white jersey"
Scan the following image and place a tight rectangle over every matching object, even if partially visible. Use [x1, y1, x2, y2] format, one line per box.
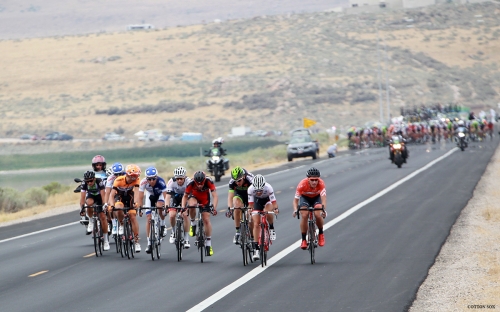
[247, 174, 279, 260]
[165, 166, 192, 248]
[104, 162, 126, 235]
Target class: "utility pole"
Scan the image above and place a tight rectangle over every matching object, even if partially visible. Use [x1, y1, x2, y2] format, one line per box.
[377, 30, 384, 124]
[383, 36, 391, 123]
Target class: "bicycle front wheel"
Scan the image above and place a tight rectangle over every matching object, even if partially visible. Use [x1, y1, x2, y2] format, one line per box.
[199, 221, 205, 263]
[240, 222, 247, 266]
[260, 224, 265, 267]
[150, 220, 156, 261]
[156, 221, 161, 260]
[97, 220, 103, 256]
[176, 221, 183, 261]
[93, 218, 99, 257]
[128, 222, 135, 259]
[309, 221, 316, 265]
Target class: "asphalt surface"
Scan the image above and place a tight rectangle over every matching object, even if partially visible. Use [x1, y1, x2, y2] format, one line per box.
[0, 139, 497, 312]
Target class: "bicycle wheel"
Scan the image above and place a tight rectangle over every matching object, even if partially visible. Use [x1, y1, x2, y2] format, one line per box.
[124, 221, 131, 259]
[176, 220, 183, 262]
[260, 223, 265, 267]
[264, 227, 269, 266]
[118, 233, 124, 257]
[128, 222, 135, 259]
[155, 219, 161, 260]
[97, 220, 103, 256]
[150, 220, 156, 261]
[198, 220, 204, 263]
[240, 222, 247, 266]
[93, 218, 99, 257]
[114, 231, 119, 253]
[309, 221, 315, 265]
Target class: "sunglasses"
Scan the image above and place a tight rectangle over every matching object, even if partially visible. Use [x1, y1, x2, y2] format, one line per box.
[309, 178, 319, 182]
[94, 163, 103, 166]
[147, 177, 157, 181]
[85, 179, 95, 183]
[176, 178, 185, 181]
[236, 178, 244, 182]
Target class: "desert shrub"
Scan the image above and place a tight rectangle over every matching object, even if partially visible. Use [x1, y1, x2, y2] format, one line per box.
[42, 182, 70, 196]
[427, 79, 441, 89]
[24, 187, 49, 206]
[0, 188, 27, 213]
[352, 91, 377, 103]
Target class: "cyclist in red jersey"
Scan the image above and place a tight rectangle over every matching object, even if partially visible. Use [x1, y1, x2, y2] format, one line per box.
[182, 171, 219, 256]
[292, 167, 327, 249]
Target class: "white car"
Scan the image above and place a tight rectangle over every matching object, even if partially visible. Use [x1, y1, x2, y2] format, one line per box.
[103, 133, 125, 141]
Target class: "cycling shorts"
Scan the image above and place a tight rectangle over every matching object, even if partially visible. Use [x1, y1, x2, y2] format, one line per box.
[298, 195, 322, 210]
[251, 197, 271, 212]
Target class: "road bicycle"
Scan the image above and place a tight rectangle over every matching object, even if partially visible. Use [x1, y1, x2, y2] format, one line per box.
[297, 207, 325, 264]
[112, 207, 136, 260]
[169, 206, 187, 262]
[84, 204, 104, 257]
[256, 210, 276, 267]
[232, 207, 254, 266]
[187, 204, 214, 263]
[140, 207, 163, 261]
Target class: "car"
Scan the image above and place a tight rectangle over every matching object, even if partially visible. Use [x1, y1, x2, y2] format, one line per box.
[286, 134, 319, 162]
[43, 132, 73, 140]
[103, 132, 125, 141]
[20, 134, 34, 140]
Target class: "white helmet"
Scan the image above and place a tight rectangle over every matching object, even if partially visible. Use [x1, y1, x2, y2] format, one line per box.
[173, 166, 187, 178]
[105, 167, 113, 177]
[458, 120, 464, 126]
[252, 174, 266, 190]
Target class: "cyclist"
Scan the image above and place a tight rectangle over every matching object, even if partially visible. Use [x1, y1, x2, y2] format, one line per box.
[92, 155, 107, 180]
[292, 167, 327, 250]
[182, 171, 218, 256]
[226, 166, 254, 245]
[104, 162, 126, 235]
[137, 167, 167, 254]
[165, 166, 192, 249]
[79, 170, 110, 251]
[247, 174, 279, 261]
[107, 164, 142, 253]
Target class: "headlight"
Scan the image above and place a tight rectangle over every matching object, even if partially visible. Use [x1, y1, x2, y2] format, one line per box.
[458, 133, 465, 137]
[393, 143, 401, 149]
[212, 156, 220, 161]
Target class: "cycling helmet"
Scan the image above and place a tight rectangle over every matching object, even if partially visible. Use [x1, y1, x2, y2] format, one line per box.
[458, 120, 464, 126]
[83, 170, 95, 180]
[112, 162, 125, 175]
[306, 167, 320, 178]
[125, 164, 141, 177]
[231, 166, 245, 180]
[173, 166, 187, 178]
[105, 167, 113, 177]
[193, 171, 206, 184]
[252, 174, 266, 190]
[91, 155, 106, 171]
[145, 166, 158, 178]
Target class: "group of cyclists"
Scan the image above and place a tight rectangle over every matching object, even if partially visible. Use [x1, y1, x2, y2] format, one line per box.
[79, 155, 328, 261]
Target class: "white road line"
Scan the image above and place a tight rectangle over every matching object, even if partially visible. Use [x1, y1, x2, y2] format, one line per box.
[187, 147, 458, 312]
[0, 222, 79, 244]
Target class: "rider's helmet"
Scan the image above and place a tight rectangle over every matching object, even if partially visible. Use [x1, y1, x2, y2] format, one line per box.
[91, 155, 106, 171]
[306, 167, 321, 178]
[252, 174, 266, 191]
[193, 171, 206, 185]
[173, 166, 187, 178]
[231, 166, 245, 180]
[145, 167, 158, 178]
[125, 164, 141, 178]
[458, 120, 464, 126]
[112, 162, 125, 175]
[105, 167, 113, 177]
[83, 170, 95, 181]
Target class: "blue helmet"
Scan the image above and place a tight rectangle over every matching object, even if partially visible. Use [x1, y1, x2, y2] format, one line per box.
[112, 162, 125, 175]
[145, 167, 158, 178]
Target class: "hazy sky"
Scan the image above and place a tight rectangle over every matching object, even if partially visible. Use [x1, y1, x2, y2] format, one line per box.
[0, 0, 347, 39]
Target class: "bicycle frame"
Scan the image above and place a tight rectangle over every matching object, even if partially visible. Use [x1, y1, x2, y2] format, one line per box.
[112, 207, 135, 260]
[168, 206, 186, 262]
[298, 207, 324, 264]
[256, 211, 275, 267]
[140, 207, 163, 261]
[187, 204, 214, 263]
[233, 207, 253, 266]
[85, 204, 104, 257]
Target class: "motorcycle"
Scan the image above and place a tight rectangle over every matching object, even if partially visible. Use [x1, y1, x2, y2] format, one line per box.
[205, 148, 229, 182]
[390, 136, 405, 168]
[455, 127, 468, 151]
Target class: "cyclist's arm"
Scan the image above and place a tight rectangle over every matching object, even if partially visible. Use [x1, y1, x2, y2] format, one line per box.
[292, 197, 299, 213]
[321, 194, 327, 210]
[104, 186, 112, 204]
[211, 189, 218, 210]
[227, 189, 235, 208]
[80, 190, 86, 207]
[137, 191, 144, 207]
[99, 189, 105, 202]
[164, 192, 172, 207]
[133, 187, 140, 207]
[181, 193, 188, 208]
[108, 189, 117, 206]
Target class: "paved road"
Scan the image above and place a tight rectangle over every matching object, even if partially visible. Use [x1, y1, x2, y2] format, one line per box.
[0, 139, 497, 312]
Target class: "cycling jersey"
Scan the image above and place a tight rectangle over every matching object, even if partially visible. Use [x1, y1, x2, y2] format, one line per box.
[228, 171, 254, 204]
[81, 178, 105, 196]
[247, 183, 276, 204]
[166, 177, 191, 195]
[139, 176, 167, 197]
[294, 178, 326, 199]
[94, 170, 107, 180]
[112, 175, 140, 196]
[105, 174, 120, 188]
[185, 178, 216, 206]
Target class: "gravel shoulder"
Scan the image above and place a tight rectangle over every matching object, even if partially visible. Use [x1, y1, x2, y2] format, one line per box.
[410, 144, 500, 311]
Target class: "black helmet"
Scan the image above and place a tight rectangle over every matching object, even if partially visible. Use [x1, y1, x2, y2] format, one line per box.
[84, 170, 95, 180]
[193, 171, 206, 184]
[306, 167, 320, 177]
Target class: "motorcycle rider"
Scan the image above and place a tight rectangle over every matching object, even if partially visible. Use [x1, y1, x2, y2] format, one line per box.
[388, 130, 409, 164]
[205, 137, 229, 172]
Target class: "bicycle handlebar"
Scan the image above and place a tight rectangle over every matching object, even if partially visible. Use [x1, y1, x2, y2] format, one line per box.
[296, 207, 325, 219]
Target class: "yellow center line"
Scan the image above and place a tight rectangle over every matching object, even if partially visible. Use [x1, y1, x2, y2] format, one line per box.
[83, 253, 95, 258]
[29, 270, 48, 277]
[220, 209, 226, 212]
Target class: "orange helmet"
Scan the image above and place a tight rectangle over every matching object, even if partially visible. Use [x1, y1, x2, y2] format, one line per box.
[125, 164, 141, 177]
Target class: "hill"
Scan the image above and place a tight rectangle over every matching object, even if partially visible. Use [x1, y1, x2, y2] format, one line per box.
[0, 1, 499, 139]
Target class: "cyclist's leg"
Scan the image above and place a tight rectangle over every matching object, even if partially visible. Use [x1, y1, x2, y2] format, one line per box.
[187, 196, 198, 236]
[232, 196, 245, 243]
[156, 199, 166, 237]
[263, 201, 275, 240]
[313, 201, 325, 247]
